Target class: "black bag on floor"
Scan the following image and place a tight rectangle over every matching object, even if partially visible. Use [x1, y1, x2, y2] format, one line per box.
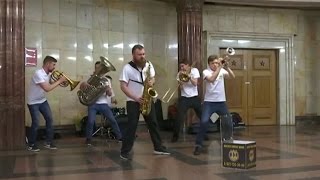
[154, 99, 174, 131]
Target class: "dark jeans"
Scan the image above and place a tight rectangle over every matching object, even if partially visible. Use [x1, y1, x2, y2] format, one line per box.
[27, 101, 54, 145]
[173, 96, 202, 137]
[121, 101, 163, 155]
[195, 101, 233, 147]
[86, 103, 122, 140]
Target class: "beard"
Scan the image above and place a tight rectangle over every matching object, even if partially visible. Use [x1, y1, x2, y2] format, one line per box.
[134, 57, 146, 67]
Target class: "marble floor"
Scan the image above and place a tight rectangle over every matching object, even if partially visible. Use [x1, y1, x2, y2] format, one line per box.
[1, 124, 320, 180]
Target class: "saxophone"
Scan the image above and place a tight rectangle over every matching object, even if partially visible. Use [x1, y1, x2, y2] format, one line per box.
[77, 56, 116, 106]
[140, 60, 158, 116]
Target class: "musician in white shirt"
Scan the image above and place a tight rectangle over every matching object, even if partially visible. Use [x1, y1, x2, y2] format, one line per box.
[119, 44, 170, 160]
[27, 56, 66, 152]
[194, 55, 235, 155]
[171, 60, 202, 143]
[80, 61, 122, 146]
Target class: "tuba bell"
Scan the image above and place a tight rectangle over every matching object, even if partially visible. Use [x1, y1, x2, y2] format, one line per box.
[77, 56, 116, 106]
[50, 70, 80, 91]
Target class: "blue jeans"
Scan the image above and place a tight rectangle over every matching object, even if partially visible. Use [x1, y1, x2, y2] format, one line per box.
[27, 101, 54, 145]
[86, 103, 122, 140]
[195, 101, 233, 147]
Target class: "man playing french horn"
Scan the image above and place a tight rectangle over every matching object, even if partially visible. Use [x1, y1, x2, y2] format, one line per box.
[171, 60, 202, 143]
[79, 61, 122, 146]
[119, 44, 170, 160]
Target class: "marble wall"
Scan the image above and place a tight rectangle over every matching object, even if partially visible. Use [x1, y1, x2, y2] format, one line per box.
[25, 0, 320, 126]
[25, 0, 178, 126]
[203, 6, 320, 116]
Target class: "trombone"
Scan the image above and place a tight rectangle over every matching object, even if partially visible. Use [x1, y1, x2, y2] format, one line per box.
[50, 70, 80, 91]
[161, 70, 191, 103]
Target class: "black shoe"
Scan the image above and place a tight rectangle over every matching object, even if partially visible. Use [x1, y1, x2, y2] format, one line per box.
[120, 153, 131, 160]
[193, 146, 201, 156]
[154, 146, 170, 155]
[44, 143, 57, 150]
[171, 135, 178, 143]
[27, 144, 40, 152]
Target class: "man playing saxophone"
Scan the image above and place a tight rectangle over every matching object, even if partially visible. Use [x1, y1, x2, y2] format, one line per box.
[119, 44, 170, 160]
[80, 61, 122, 146]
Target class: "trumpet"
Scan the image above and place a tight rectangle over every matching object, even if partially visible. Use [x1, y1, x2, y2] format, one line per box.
[221, 47, 235, 66]
[50, 70, 80, 91]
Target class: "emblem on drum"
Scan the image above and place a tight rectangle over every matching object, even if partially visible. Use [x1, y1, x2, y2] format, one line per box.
[249, 149, 255, 162]
[228, 149, 239, 162]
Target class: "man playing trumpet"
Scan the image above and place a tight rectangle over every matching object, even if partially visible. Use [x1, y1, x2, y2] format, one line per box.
[194, 55, 235, 155]
[171, 60, 202, 142]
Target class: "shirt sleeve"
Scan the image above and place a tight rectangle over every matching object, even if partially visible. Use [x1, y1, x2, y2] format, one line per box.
[108, 79, 115, 97]
[221, 68, 229, 76]
[119, 65, 129, 83]
[149, 61, 156, 78]
[191, 68, 200, 79]
[202, 69, 211, 80]
[33, 71, 46, 84]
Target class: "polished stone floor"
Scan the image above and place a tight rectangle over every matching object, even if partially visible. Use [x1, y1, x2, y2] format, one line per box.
[1, 124, 320, 180]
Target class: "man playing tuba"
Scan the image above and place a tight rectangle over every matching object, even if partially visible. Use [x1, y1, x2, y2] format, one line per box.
[79, 61, 122, 146]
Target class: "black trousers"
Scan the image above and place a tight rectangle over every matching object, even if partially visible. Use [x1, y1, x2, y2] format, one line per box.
[173, 96, 202, 136]
[121, 101, 163, 155]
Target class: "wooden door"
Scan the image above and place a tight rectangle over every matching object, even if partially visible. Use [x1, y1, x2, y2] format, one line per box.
[221, 49, 277, 125]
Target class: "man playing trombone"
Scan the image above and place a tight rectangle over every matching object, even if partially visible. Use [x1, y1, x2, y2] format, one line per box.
[171, 60, 202, 143]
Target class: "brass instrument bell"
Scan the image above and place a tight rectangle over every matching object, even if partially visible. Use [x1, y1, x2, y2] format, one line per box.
[50, 70, 80, 91]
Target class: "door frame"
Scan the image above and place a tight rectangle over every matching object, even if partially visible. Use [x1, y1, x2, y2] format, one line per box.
[203, 31, 294, 125]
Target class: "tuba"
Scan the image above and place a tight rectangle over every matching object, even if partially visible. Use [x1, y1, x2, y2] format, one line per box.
[140, 60, 158, 116]
[77, 56, 116, 106]
[50, 70, 80, 91]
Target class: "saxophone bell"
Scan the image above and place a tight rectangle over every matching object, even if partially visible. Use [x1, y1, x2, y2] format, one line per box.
[147, 88, 158, 98]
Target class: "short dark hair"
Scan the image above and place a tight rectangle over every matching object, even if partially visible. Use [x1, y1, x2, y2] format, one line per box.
[43, 56, 57, 64]
[132, 44, 144, 54]
[95, 61, 101, 65]
[207, 55, 219, 64]
[179, 59, 191, 66]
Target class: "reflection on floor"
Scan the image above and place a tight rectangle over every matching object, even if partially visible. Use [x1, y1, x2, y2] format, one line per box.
[1, 125, 320, 180]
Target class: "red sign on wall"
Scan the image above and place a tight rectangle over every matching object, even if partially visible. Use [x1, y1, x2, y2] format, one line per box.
[25, 47, 37, 67]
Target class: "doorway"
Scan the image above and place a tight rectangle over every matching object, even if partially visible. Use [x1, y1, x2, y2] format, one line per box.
[221, 49, 277, 125]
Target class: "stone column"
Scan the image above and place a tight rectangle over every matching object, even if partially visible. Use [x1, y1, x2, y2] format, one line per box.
[0, 0, 25, 150]
[177, 0, 204, 126]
